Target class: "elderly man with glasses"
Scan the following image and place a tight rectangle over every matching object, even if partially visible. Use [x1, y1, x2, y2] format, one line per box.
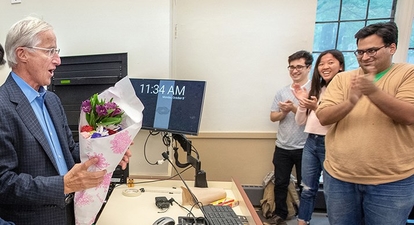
[316, 21, 414, 225]
[0, 16, 131, 225]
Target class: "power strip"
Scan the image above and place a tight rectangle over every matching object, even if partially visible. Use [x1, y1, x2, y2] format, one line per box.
[177, 216, 205, 225]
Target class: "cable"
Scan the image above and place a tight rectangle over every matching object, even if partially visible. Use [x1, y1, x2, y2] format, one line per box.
[143, 130, 171, 166]
[161, 132, 171, 146]
[131, 165, 192, 185]
[143, 130, 160, 165]
[170, 197, 199, 224]
[172, 137, 200, 160]
[141, 131, 210, 222]
[161, 152, 212, 225]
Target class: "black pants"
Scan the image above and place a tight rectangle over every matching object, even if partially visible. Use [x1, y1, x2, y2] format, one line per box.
[272, 146, 303, 219]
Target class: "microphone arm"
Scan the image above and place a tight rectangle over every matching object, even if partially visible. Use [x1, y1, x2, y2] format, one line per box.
[172, 147, 191, 168]
[171, 133, 208, 188]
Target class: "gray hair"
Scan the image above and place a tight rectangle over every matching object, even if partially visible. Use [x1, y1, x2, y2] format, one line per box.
[5, 16, 53, 68]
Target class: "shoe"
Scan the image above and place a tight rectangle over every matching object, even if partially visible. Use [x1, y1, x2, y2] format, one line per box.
[263, 215, 287, 225]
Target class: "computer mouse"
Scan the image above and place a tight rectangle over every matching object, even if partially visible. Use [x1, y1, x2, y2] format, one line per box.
[152, 216, 175, 225]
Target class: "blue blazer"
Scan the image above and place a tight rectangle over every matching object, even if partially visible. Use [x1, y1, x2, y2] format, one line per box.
[0, 74, 79, 224]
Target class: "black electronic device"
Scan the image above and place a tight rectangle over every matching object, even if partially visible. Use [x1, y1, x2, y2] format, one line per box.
[111, 163, 129, 184]
[155, 196, 171, 209]
[177, 216, 205, 225]
[129, 78, 206, 136]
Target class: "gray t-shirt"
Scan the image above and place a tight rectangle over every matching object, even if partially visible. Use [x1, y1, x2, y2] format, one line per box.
[270, 81, 310, 150]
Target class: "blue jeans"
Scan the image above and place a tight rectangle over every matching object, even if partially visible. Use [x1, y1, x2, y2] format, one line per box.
[272, 146, 303, 219]
[324, 170, 414, 225]
[297, 134, 325, 223]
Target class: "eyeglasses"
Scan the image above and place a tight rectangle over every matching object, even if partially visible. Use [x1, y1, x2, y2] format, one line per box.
[354, 45, 387, 58]
[27, 46, 60, 57]
[287, 65, 308, 71]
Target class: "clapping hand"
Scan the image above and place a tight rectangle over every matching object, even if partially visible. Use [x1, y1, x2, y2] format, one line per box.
[299, 96, 318, 111]
[355, 73, 378, 96]
[292, 83, 308, 100]
[349, 73, 378, 104]
[278, 100, 294, 113]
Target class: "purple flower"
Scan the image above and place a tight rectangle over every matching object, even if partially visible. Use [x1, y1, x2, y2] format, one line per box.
[81, 100, 92, 113]
[96, 105, 108, 117]
[111, 107, 122, 116]
[105, 102, 118, 110]
[81, 93, 124, 130]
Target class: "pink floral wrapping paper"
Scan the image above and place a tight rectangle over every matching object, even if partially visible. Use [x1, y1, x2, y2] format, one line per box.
[74, 77, 144, 225]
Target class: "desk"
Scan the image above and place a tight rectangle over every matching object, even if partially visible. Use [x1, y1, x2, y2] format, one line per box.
[96, 178, 262, 224]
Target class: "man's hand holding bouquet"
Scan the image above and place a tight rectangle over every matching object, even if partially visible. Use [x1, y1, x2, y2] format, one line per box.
[74, 77, 144, 225]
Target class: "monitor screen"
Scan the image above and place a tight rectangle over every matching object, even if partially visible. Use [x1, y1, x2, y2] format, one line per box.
[130, 78, 206, 135]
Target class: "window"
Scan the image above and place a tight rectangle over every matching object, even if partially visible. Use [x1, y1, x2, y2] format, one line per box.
[313, 0, 398, 70]
[408, 21, 414, 63]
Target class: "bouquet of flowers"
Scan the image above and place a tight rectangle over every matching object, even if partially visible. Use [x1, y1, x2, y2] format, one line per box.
[74, 77, 144, 225]
[80, 93, 124, 139]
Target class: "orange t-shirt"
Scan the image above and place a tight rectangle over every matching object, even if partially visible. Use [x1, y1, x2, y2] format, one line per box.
[317, 63, 414, 185]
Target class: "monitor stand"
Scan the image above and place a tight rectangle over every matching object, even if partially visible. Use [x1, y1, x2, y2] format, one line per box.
[172, 133, 208, 188]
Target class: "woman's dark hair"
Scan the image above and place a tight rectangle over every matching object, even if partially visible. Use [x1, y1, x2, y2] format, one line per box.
[354, 21, 398, 47]
[0, 44, 6, 66]
[308, 49, 345, 101]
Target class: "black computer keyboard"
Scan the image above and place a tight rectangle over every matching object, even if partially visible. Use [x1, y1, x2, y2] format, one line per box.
[201, 204, 245, 225]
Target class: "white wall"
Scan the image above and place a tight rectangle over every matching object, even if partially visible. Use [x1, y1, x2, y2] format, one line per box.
[172, 0, 317, 132]
[0, 0, 171, 81]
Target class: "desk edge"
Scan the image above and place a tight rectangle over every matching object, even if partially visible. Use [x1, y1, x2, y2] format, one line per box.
[232, 177, 262, 224]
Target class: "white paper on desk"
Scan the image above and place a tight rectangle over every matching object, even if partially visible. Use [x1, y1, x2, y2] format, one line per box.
[181, 186, 227, 207]
[74, 77, 144, 225]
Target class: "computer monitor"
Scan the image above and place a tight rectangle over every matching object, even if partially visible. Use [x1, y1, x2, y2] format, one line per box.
[130, 78, 206, 136]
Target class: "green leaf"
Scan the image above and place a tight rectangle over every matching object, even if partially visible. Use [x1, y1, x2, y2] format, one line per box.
[82, 93, 124, 130]
[98, 117, 123, 126]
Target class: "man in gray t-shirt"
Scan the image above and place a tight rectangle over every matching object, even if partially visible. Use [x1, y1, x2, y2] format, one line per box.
[268, 50, 312, 225]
